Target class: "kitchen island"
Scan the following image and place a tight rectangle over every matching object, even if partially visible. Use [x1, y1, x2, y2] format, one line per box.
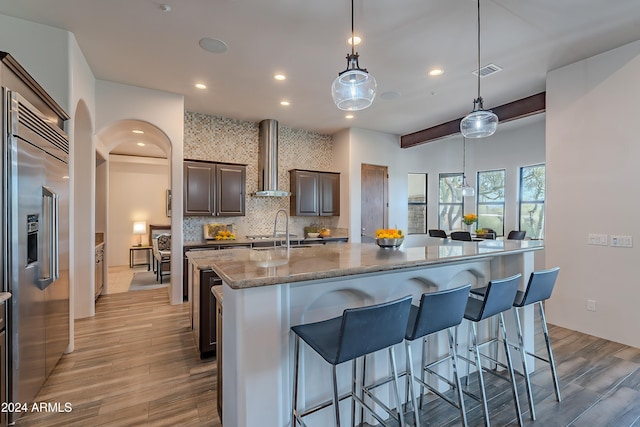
[187, 238, 543, 427]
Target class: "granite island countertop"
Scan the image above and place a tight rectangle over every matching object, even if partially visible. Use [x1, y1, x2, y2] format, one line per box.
[186, 238, 544, 290]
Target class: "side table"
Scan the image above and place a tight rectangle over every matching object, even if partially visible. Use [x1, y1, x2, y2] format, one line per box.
[130, 245, 152, 270]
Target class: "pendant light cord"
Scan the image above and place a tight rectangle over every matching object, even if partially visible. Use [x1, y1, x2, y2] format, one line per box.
[476, 0, 481, 102]
[462, 136, 467, 178]
[351, 0, 355, 56]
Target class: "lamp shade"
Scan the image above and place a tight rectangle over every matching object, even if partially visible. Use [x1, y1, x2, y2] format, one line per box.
[133, 221, 147, 235]
[332, 69, 377, 111]
[460, 109, 498, 138]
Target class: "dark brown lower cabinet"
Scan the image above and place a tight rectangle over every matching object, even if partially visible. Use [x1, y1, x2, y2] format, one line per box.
[192, 269, 221, 358]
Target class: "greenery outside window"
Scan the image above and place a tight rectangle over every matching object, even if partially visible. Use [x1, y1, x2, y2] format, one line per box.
[408, 173, 427, 234]
[477, 169, 505, 236]
[439, 173, 463, 231]
[519, 164, 545, 239]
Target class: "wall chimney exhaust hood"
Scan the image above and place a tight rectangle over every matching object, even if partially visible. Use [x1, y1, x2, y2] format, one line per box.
[253, 119, 290, 197]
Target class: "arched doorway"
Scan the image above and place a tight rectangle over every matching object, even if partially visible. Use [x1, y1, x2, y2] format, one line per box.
[96, 119, 173, 301]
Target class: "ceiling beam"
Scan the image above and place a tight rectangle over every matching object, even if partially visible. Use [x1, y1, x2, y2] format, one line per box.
[400, 92, 546, 149]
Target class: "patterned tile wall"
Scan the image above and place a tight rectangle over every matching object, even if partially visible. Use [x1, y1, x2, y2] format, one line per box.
[183, 112, 340, 241]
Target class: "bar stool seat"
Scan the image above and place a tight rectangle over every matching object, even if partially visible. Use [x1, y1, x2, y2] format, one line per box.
[404, 285, 472, 427]
[460, 274, 524, 427]
[291, 295, 413, 427]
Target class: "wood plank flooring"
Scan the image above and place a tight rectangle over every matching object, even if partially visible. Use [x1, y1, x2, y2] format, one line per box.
[12, 285, 640, 427]
[395, 322, 640, 427]
[15, 288, 220, 427]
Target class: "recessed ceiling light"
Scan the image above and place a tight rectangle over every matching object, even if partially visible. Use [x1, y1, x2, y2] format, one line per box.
[347, 36, 361, 46]
[195, 83, 207, 90]
[280, 101, 290, 106]
[428, 68, 444, 76]
[345, 114, 354, 119]
[137, 142, 146, 147]
[159, 4, 171, 12]
[274, 74, 286, 81]
[132, 130, 144, 134]
[199, 37, 229, 54]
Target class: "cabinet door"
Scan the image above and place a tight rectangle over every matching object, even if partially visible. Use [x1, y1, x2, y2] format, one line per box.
[319, 172, 340, 216]
[216, 164, 245, 216]
[290, 170, 319, 216]
[184, 161, 215, 216]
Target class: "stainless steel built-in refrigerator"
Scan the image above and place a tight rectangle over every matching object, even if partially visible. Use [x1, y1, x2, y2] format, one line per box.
[1, 52, 70, 424]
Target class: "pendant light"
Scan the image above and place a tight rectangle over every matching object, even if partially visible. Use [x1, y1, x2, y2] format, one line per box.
[331, 0, 377, 111]
[460, 0, 498, 138]
[460, 136, 475, 197]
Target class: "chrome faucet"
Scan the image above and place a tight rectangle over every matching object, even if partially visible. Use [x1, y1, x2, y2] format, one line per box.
[273, 209, 290, 251]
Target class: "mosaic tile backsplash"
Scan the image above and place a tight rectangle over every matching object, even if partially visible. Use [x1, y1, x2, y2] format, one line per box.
[183, 112, 340, 241]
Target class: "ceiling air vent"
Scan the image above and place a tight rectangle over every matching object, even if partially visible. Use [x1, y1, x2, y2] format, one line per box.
[473, 63, 502, 78]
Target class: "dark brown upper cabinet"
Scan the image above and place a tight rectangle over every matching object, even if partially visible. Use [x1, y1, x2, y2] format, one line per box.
[290, 169, 340, 217]
[216, 163, 245, 216]
[184, 160, 246, 217]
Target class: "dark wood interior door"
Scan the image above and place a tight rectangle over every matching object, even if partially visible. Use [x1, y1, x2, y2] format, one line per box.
[361, 163, 388, 241]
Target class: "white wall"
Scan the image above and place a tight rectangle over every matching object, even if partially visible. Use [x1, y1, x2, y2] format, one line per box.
[546, 39, 640, 348]
[339, 117, 545, 243]
[108, 155, 170, 266]
[0, 14, 70, 108]
[96, 80, 184, 304]
[332, 129, 351, 231]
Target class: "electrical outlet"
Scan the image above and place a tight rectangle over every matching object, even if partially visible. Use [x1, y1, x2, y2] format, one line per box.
[587, 300, 596, 312]
[610, 235, 633, 248]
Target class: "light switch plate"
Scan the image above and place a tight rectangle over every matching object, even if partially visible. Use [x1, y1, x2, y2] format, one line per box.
[587, 234, 608, 246]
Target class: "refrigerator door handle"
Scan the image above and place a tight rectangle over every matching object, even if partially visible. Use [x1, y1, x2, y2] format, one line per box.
[39, 186, 59, 290]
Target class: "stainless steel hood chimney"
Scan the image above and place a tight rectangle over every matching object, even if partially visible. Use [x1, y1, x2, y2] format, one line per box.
[254, 119, 290, 197]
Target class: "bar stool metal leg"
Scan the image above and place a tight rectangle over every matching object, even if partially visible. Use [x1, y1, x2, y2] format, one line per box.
[448, 327, 468, 427]
[469, 322, 491, 426]
[513, 306, 536, 420]
[389, 347, 406, 427]
[332, 365, 341, 426]
[292, 335, 300, 427]
[351, 359, 357, 427]
[404, 341, 421, 426]
[539, 301, 561, 402]
[499, 312, 523, 426]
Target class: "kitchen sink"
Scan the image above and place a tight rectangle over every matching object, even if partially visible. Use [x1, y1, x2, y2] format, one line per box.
[249, 247, 289, 267]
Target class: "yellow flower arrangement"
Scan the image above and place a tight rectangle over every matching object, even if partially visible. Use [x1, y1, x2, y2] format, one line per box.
[462, 213, 478, 226]
[375, 228, 404, 239]
[214, 230, 236, 240]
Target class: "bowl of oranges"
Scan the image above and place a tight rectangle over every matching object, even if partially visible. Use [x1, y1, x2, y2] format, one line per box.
[375, 229, 404, 248]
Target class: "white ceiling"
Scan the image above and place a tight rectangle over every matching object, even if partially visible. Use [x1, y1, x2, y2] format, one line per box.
[2, 0, 640, 154]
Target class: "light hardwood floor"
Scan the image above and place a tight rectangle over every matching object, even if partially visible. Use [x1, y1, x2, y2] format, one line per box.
[15, 287, 220, 427]
[12, 273, 640, 427]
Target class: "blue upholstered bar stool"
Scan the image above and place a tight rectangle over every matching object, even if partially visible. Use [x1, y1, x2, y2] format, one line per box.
[461, 274, 523, 427]
[291, 295, 412, 427]
[404, 285, 472, 427]
[469, 267, 562, 421]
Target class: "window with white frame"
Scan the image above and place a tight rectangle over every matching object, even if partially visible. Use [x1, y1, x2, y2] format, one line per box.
[408, 173, 427, 234]
[477, 169, 505, 236]
[519, 164, 546, 239]
[438, 173, 463, 231]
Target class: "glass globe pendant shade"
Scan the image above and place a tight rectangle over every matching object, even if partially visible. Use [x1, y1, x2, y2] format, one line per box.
[461, 107, 498, 138]
[332, 55, 377, 111]
[461, 179, 476, 197]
